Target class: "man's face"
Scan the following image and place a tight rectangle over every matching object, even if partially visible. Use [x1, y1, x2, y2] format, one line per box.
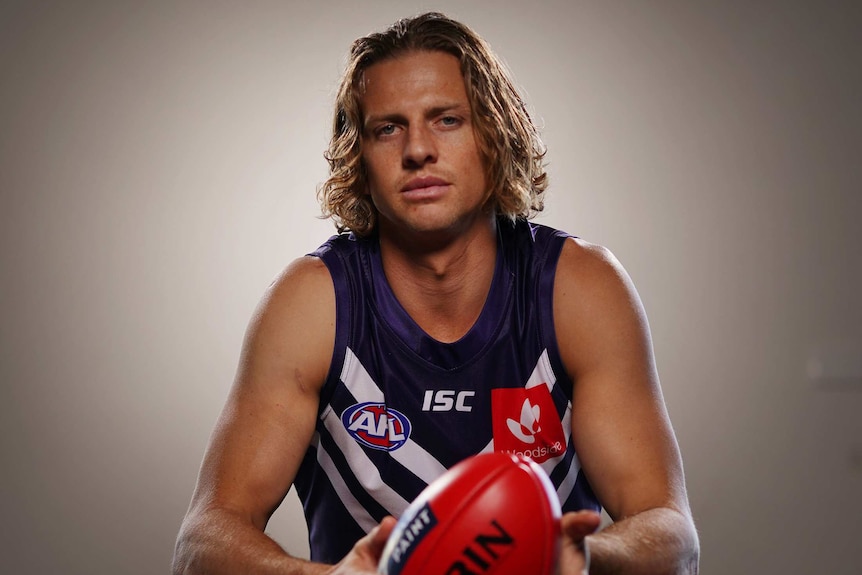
[360, 50, 489, 240]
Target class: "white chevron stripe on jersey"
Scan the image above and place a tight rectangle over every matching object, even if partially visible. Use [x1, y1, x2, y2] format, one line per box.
[322, 404, 411, 518]
[388, 434, 448, 486]
[314, 434, 378, 533]
[341, 347, 448, 484]
[509, 350, 582, 499]
[325, 348, 448, 509]
[555, 449, 583, 505]
[524, 350, 583, 502]
[526, 348, 556, 390]
[528, 349, 572, 472]
[339, 347, 380, 399]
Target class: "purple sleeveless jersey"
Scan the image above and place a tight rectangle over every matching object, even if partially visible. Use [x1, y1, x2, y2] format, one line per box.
[294, 219, 600, 562]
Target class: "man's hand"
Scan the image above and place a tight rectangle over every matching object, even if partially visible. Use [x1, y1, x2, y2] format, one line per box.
[325, 517, 397, 575]
[558, 510, 602, 575]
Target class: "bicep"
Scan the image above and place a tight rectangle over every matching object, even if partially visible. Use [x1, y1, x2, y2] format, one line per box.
[555, 240, 689, 522]
[189, 257, 335, 530]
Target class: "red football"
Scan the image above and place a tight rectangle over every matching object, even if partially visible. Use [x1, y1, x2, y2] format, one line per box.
[378, 452, 561, 575]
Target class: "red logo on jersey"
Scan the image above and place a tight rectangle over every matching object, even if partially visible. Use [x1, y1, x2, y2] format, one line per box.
[491, 386, 565, 463]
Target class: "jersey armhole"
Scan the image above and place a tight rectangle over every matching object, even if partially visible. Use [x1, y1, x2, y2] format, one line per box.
[310, 247, 351, 414]
[536, 229, 575, 402]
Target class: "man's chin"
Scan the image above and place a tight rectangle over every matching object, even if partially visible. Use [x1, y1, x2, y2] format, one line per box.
[379, 212, 496, 249]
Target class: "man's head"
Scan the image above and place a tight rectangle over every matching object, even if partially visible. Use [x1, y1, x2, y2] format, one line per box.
[319, 12, 548, 235]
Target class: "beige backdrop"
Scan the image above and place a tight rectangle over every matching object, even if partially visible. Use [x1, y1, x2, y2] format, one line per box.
[1, 1, 860, 574]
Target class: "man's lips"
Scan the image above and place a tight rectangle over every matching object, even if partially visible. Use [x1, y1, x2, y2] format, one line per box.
[401, 176, 450, 193]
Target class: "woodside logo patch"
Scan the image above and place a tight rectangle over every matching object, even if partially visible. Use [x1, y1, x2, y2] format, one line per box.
[491, 386, 565, 463]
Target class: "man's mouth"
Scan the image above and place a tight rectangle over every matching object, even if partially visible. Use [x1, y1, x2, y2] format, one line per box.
[401, 176, 450, 193]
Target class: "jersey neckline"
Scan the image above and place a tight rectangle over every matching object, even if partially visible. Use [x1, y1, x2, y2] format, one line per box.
[366, 227, 513, 370]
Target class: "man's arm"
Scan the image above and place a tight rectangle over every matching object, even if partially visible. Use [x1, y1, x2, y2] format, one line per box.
[554, 239, 699, 575]
[172, 256, 393, 575]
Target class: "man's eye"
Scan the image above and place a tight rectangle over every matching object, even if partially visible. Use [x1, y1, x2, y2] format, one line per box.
[377, 124, 397, 136]
[440, 116, 460, 126]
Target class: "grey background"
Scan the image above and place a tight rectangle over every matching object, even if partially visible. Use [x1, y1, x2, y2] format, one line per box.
[1, 1, 860, 573]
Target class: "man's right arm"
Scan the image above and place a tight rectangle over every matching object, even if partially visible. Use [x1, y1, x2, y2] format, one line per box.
[172, 256, 392, 575]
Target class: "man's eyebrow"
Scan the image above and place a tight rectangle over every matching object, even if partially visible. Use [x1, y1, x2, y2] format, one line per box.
[364, 112, 408, 127]
[364, 102, 470, 127]
[426, 102, 469, 117]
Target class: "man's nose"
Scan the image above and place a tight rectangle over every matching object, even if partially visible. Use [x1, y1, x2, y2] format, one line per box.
[402, 125, 437, 168]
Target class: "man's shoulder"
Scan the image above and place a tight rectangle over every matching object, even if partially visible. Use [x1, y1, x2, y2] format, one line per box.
[556, 237, 630, 294]
[554, 238, 646, 346]
[559, 236, 616, 266]
[262, 255, 336, 317]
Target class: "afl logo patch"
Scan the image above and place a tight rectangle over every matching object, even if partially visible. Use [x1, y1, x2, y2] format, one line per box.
[342, 402, 412, 451]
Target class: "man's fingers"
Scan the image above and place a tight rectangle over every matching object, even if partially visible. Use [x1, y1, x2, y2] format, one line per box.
[374, 516, 397, 544]
[367, 516, 397, 556]
[561, 510, 602, 541]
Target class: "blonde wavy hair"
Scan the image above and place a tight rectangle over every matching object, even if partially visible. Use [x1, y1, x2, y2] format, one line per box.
[318, 12, 548, 236]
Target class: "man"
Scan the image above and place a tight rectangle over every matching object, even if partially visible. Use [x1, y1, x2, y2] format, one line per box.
[173, 12, 699, 575]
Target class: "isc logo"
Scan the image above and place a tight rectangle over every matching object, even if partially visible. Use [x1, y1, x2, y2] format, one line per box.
[342, 402, 412, 451]
[422, 390, 475, 412]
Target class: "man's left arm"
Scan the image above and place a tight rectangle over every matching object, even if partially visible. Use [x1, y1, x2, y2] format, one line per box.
[553, 238, 700, 575]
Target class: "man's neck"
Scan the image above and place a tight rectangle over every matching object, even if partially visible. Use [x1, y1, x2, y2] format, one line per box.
[377, 215, 498, 343]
